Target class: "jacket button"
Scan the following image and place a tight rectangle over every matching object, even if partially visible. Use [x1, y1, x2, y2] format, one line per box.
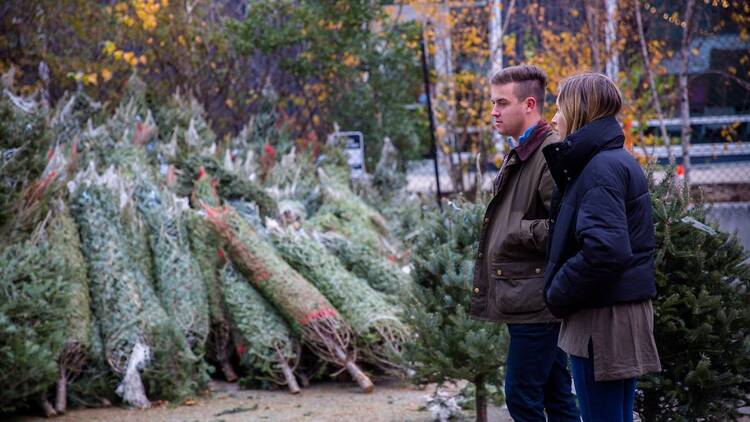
[535, 268, 541, 274]
[484, 217, 489, 224]
[496, 269, 503, 276]
[550, 219, 555, 224]
[563, 169, 568, 173]
[478, 252, 483, 258]
[473, 287, 480, 294]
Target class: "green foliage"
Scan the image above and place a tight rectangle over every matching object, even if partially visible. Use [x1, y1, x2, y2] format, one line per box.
[636, 171, 750, 421]
[0, 235, 70, 412]
[405, 199, 508, 404]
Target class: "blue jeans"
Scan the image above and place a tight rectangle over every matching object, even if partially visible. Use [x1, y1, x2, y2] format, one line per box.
[505, 323, 580, 422]
[570, 342, 636, 422]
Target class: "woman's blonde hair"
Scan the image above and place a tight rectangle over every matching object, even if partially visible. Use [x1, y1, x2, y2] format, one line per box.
[557, 72, 622, 137]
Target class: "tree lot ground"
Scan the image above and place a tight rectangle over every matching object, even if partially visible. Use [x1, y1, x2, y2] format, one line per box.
[8, 379, 513, 422]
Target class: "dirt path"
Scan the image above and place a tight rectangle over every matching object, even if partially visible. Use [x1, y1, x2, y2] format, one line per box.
[10, 379, 512, 422]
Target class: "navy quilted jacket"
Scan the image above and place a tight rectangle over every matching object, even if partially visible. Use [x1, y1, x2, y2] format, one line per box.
[541, 116, 656, 318]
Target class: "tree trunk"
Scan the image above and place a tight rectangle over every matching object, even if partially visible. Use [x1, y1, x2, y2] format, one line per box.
[41, 393, 56, 418]
[585, 2, 602, 72]
[634, 0, 674, 165]
[474, 375, 488, 422]
[54, 366, 67, 414]
[679, 0, 697, 185]
[604, 0, 619, 80]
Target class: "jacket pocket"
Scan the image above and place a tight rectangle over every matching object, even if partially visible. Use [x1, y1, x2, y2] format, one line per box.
[492, 262, 546, 315]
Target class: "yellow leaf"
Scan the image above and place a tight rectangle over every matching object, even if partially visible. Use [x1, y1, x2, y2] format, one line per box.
[123, 51, 135, 63]
[101, 68, 113, 82]
[161, 0, 169, 7]
[114, 50, 123, 60]
[84, 73, 98, 86]
[103, 41, 116, 55]
[139, 55, 147, 65]
[729, 66, 737, 75]
[128, 57, 139, 67]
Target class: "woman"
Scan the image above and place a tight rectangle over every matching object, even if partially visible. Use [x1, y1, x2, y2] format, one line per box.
[542, 73, 661, 422]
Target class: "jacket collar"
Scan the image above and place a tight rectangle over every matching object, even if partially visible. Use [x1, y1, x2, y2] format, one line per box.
[515, 120, 551, 162]
[542, 116, 624, 191]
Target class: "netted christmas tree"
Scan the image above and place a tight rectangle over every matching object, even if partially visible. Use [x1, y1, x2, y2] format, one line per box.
[636, 171, 750, 421]
[194, 171, 374, 392]
[133, 179, 210, 357]
[319, 232, 414, 305]
[185, 207, 238, 382]
[306, 166, 397, 257]
[71, 167, 206, 408]
[219, 263, 301, 393]
[46, 199, 92, 414]
[405, 199, 509, 422]
[271, 228, 408, 374]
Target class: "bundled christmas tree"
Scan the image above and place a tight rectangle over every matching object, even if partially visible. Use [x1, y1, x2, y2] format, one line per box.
[271, 228, 408, 373]
[306, 167, 397, 257]
[219, 263, 301, 393]
[636, 171, 750, 421]
[319, 232, 414, 305]
[46, 199, 92, 414]
[71, 167, 205, 408]
[194, 171, 374, 392]
[185, 208, 238, 382]
[405, 200, 509, 422]
[133, 179, 210, 356]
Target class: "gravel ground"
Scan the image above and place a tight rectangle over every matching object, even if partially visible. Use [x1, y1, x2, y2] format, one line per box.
[9, 379, 512, 422]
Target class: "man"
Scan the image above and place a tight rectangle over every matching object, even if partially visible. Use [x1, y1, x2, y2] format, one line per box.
[469, 65, 579, 421]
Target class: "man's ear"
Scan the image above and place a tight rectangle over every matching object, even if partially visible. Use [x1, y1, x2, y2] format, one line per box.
[525, 97, 537, 113]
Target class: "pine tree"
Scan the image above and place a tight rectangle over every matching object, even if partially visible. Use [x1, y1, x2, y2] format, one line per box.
[636, 171, 750, 421]
[405, 199, 508, 422]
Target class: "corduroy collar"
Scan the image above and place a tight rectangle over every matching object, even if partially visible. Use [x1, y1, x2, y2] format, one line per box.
[515, 120, 552, 162]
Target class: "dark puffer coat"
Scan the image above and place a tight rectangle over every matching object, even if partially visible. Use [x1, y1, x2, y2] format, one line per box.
[542, 116, 657, 318]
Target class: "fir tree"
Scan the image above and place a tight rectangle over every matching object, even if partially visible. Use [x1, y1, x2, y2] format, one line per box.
[636, 171, 750, 421]
[405, 199, 508, 422]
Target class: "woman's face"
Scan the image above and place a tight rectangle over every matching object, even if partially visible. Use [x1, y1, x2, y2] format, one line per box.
[551, 99, 568, 138]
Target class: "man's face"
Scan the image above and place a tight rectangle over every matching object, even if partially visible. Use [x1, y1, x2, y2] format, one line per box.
[490, 83, 526, 139]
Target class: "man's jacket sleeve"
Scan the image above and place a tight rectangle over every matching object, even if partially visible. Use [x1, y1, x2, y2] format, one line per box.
[517, 163, 554, 253]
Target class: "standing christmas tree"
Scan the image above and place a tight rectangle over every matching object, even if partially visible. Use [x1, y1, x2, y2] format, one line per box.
[636, 171, 750, 421]
[405, 200, 508, 422]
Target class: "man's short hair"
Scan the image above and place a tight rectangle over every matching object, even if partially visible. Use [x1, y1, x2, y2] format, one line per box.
[490, 65, 548, 112]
